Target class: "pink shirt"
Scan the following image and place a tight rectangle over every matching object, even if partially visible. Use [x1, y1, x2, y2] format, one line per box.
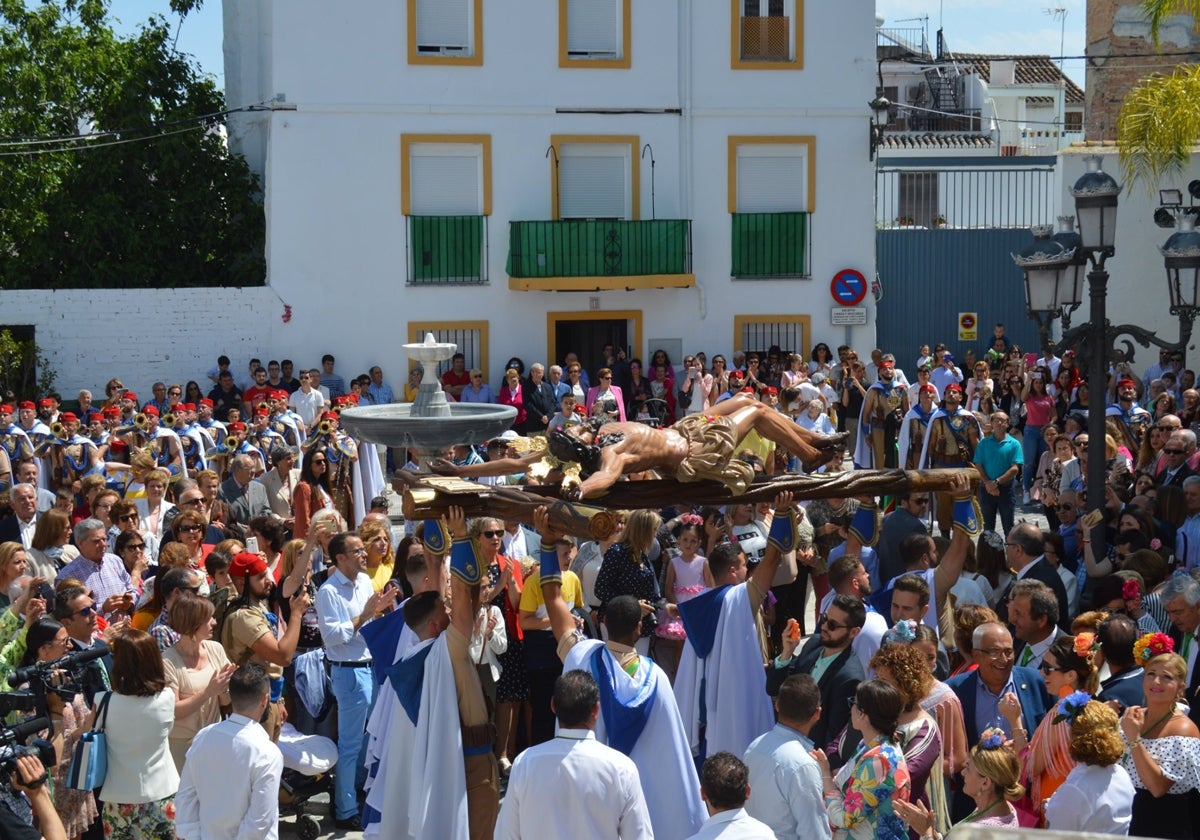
[1025, 393, 1056, 427]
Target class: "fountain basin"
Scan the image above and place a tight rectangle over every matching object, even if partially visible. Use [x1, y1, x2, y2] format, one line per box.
[338, 403, 517, 450]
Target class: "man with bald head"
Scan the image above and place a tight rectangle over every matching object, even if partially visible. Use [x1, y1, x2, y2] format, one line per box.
[997, 521, 1070, 630]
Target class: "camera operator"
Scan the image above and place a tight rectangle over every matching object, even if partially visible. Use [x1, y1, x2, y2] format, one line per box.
[0, 755, 67, 840]
[51, 586, 112, 708]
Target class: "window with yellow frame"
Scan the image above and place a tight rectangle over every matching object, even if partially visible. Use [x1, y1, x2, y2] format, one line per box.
[408, 0, 483, 66]
[559, 0, 631, 69]
[731, 0, 803, 69]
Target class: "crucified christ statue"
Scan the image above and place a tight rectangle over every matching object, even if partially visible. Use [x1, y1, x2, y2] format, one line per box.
[542, 393, 846, 499]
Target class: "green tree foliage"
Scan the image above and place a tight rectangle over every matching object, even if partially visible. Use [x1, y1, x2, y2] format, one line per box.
[0, 0, 265, 288]
[1117, 1, 1200, 186]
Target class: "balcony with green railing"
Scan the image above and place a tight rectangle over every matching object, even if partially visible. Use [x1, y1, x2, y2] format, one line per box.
[506, 219, 694, 291]
[731, 211, 811, 279]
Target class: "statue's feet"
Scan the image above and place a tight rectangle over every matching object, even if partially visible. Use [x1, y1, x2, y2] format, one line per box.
[800, 432, 848, 472]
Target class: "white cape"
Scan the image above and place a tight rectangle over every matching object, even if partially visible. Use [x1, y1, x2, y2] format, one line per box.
[673, 583, 774, 761]
[363, 618, 419, 837]
[377, 635, 468, 840]
[564, 639, 706, 840]
[352, 441, 385, 527]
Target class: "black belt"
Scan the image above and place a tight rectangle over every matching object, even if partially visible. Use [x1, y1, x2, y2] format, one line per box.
[328, 659, 373, 668]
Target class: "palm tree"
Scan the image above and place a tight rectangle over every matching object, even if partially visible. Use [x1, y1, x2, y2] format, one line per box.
[1117, 1, 1200, 185]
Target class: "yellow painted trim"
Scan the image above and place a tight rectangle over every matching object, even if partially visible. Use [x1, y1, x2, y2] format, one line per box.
[727, 135, 817, 213]
[400, 134, 493, 216]
[509, 274, 694, 292]
[407, 0, 484, 66]
[549, 134, 640, 221]
[558, 0, 632, 69]
[732, 315, 812, 357]
[407, 320, 490, 376]
[546, 310, 643, 367]
[730, 0, 804, 70]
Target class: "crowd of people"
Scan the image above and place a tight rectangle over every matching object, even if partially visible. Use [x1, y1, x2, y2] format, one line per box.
[1, 327, 1199, 839]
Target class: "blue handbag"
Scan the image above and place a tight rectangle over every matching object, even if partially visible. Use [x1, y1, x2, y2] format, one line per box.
[67, 691, 111, 791]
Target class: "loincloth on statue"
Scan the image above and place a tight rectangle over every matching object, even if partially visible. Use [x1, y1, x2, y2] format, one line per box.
[670, 414, 755, 495]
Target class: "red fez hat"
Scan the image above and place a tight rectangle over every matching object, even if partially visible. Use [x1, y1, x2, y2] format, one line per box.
[320, 411, 338, 422]
[18, 401, 34, 411]
[919, 384, 938, 395]
[199, 398, 214, 408]
[740, 386, 756, 394]
[103, 405, 121, 418]
[229, 551, 268, 578]
[122, 391, 137, 402]
[59, 412, 77, 423]
[37, 398, 53, 408]
[0, 405, 12, 414]
[109, 439, 127, 453]
[880, 360, 895, 369]
[1117, 378, 1136, 388]
[181, 403, 195, 411]
[764, 386, 778, 395]
[142, 405, 159, 416]
[273, 390, 288, 400]
[228, 421, 246, 432]
[254, 407, 268, 416]
[729, 370, 745, 380]
[945, 383, 964, 393]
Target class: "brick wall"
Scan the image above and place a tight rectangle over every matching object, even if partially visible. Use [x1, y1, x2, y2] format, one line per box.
[1086, 0, 1199, 140]
[0, 287, 281, 398]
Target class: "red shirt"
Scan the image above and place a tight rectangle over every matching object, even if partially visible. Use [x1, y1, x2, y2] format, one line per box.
[243, 385, 272, 409]
[441, 369, 471, 402]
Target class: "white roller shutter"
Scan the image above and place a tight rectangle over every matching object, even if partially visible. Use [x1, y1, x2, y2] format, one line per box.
[409, 148, 481, 215]
[416, 0, 470, 52]
[737, 149, 807, 213]
[568, 0, 619, 57]
[559, 151, 627, 219]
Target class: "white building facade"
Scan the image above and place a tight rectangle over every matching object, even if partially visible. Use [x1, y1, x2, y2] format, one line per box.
[208, 0, 878, 384]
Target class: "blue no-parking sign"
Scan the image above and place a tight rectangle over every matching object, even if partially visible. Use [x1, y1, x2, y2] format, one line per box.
[830, 269, 868, 306]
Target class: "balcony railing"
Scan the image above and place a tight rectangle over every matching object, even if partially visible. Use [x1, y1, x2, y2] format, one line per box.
[506, 219, 692, 279]
[731, 212, 810, 279]
[901, 107, 982, 133]
[406, 215, 488, 285]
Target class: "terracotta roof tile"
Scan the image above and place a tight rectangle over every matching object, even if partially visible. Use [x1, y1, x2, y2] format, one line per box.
[881, 133, 995, 150]
[952, 54, 1084, 104]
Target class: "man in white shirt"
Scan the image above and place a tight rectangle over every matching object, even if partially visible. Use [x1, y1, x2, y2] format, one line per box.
[316, 532, 400, 830]
[686, 752, 775, 839]
[288, 370, 328, 432]
[496, 669, 653, 839]
[742, 674, 831, 839]
[0, 483, 39, 549]
[175, 663, 284, 840]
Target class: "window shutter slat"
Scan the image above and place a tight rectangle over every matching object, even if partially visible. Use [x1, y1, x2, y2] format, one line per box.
[416, 0, 470, 49]
[560, 155, 626, 219]
[737, 153, 806, 213]
[410, 152, 480, 215]
[568, 0, 618, 55]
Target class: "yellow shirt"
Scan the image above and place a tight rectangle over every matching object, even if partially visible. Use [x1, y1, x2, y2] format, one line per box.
[366, 559, 394, 593]
[519, 571, 584, 618]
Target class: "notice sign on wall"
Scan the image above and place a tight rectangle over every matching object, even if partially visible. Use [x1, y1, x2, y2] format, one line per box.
[958, 312, 978, 342]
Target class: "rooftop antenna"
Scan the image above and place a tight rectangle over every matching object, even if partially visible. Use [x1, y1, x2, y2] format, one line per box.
[1046, 7, 1068, 73]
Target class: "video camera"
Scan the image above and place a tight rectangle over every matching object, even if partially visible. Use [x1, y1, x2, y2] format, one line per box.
[1, 645, 109, 717]
[0, 716, 55, 786]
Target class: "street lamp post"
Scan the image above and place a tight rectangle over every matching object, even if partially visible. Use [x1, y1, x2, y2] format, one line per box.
[1011, 155, 1200, 558]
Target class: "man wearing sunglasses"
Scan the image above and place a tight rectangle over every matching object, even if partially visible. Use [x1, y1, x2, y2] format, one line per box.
[766, 594, 864, 752]
[1156, 429, 1198, 488]
[53, 583, 112, 706]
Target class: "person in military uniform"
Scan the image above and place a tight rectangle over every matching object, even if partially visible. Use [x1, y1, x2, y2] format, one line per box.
[920, 383, 983, 536]
[1106, 375, 1152, 457]
[0, 404, 34, 487]
[38, 411, 102, 492]
[898, 384, 939, 471]
[857, 359, 910, 469]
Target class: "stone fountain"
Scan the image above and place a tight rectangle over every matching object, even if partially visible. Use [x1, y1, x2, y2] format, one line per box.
[337, 334, 517, 455]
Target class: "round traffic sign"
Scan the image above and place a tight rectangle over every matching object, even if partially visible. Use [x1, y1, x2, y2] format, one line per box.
[960, 313, 976, 330]
[830, 269, 868, 307]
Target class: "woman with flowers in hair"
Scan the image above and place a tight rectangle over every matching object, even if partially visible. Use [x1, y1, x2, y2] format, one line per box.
[1044, 699, 1135, 834]
[1006, 633, 1100, 820]
[1118, 632, 1200, 838]
[896, 727, 1024, 837]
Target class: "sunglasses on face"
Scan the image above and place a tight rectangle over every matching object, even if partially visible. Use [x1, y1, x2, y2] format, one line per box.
[124, 543, 145, 551]
[1039, 662, 1064, 674]
[481, 530, 504, 539]
[179, 525, 204, 533]
[118, 514, 138, 522]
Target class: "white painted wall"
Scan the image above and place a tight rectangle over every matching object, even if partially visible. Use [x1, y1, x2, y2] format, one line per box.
[245, 0, 879, 380]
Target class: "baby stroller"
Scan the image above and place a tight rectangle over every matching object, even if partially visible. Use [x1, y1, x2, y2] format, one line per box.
[638, 398, 671, 428]
[278, 722, 338, 840]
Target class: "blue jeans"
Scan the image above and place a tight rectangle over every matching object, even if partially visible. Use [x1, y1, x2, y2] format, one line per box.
[329, 664, 376, 819]
[1022, 426, 1047, 492]
[979, 483, 1016, 536]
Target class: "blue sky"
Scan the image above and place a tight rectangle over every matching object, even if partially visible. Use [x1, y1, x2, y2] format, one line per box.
[106, 0, 1089, 90]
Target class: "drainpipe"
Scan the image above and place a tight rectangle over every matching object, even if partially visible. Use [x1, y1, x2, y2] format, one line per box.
[679, 1, 703, 319]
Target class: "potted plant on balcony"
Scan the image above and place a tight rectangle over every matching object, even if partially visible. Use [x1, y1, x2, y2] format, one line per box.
[931, 214, 946, 228]
[894, 215, 915, 227]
